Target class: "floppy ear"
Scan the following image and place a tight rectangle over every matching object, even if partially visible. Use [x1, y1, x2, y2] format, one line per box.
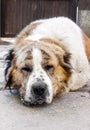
[60, 52, 74, 73]
[5, 49, 15, 89]
[53, 46, 74, 74]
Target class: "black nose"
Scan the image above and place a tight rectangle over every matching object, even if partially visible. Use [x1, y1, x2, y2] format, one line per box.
[32, 82, 47, 97]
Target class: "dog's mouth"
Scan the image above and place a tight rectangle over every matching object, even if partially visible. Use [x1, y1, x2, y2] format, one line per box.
[20, 81, 51, 106]
[9, 81, 52, 106]
[21, 97, 46, 106]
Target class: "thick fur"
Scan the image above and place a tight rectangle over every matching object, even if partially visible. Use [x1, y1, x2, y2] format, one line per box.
[5, 17, 90, 105]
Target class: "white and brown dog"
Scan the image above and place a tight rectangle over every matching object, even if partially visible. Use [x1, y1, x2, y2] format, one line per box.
[5, 17, 90, 105]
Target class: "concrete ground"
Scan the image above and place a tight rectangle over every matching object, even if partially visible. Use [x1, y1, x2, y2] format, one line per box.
[0, 38, 90, 130]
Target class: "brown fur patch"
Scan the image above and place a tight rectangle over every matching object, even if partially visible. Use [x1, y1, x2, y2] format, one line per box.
[51, 65, 71, 96]
[40, 38, 67, 52]
[41, 48, 58, 68]
[82, 32, 90, 61]
[9, 66, 29, 90]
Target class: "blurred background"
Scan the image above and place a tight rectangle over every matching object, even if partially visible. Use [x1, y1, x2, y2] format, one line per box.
[0, 0, 90, 37]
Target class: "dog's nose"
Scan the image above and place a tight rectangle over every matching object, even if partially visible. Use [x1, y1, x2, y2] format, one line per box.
[32, 82, 47, 97]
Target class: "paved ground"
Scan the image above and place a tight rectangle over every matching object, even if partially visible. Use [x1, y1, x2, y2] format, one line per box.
[0, 39, 90, 130]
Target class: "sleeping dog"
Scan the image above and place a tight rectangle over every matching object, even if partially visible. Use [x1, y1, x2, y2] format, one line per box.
[5, 17, 90, 105]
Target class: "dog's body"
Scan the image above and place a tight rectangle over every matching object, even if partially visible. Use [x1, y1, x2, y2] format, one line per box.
[5, 17, 90, 105]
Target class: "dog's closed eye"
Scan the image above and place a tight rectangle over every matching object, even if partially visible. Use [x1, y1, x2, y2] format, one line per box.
[44, 65, 54, 71]
[22, 67, 32, 73]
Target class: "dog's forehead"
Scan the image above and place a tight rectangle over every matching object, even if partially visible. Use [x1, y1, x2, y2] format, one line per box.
[32, 47, 59, 69]
[15, 41, 59, 66]
[32, 47, 42, 66]
[16, 46, 44, 66]
[15, 46, 32, 65]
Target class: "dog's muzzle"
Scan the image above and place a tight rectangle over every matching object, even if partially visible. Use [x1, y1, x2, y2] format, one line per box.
[22, 81, 49, 105]
[31, 81, 48, 98]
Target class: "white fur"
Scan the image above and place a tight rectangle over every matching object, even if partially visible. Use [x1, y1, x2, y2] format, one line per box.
[25, 17, 90, 90]
[26, 34, 43, 41]
[25, 48, 53, 103]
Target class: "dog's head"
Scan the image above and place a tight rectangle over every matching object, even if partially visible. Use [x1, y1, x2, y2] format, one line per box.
[5, 38, 73, 105]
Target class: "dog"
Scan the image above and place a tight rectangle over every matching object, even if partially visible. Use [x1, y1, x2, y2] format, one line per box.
[5, 17, 90, 105]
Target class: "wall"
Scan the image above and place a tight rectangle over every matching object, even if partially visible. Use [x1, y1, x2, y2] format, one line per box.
[78, 0, 90, 37]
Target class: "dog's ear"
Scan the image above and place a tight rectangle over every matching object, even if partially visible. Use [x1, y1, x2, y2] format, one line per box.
[54, 47, 74, 74]
[61, 53, 74, 73]
[5, 49, 15, 89]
